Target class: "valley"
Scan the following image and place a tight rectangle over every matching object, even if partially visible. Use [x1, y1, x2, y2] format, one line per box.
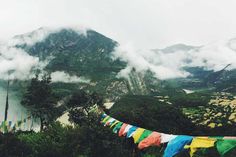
[0, 27, 236, 157]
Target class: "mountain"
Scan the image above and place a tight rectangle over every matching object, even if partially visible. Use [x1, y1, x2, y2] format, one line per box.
[1, 27, 236, 130]
[8, 27, 236, 101]
[4, 27, 236, 101]
[15, 28, 121, 78]
[170, 64, 236, 93]
[154, 44, 200, 54]
[12, 28, 170, 101]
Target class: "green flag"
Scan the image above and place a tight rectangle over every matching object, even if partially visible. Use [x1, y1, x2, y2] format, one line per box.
[216, 139, 236, 156]
[137, 129, 152, 143]
[112, 122, 123, 133]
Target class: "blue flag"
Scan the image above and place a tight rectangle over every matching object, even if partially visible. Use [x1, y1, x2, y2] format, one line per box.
[164, 135, 193, 157]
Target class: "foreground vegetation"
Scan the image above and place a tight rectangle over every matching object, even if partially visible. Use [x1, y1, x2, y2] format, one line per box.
[1, 113, 236, 157]
[1, 74, 236, 157]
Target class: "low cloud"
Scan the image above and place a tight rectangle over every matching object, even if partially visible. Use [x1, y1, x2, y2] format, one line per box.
[51, 71, 90, 83]
[113, 38, 236, 80]
[0, 27, 89, 81]
[112, 44, 190, 79]
[188, 39, 236, 71]
[0, 45, 39, 80]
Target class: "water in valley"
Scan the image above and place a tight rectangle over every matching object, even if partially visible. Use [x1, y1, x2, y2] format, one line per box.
[0, 85, 39, 131]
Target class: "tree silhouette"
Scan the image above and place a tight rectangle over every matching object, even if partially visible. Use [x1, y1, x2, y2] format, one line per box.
[21, 73, 56, 131]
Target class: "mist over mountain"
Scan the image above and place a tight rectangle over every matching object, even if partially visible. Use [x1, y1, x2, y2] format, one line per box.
[113, 39, 236, 80]
[1, 27, 236, 101]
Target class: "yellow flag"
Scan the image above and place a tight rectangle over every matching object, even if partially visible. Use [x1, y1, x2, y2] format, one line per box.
[185, 137, 216, 157]
[132, 128, 145, 143]
[102, 116, 110, 124]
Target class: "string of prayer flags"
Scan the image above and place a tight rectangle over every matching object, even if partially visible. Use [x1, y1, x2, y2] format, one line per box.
[0, 116, 33, 133]
[100, 113, 236, 157]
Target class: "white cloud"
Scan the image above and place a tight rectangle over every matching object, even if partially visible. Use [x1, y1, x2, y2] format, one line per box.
[51, 71, 90, 83]
[113, 38, 236, 79]
[0, 27, 90, 81]
[0, 28, 59, 80]
[189, 39, 236, 71]
[0, 45, 39, 80]
[112, 44, 190, 79]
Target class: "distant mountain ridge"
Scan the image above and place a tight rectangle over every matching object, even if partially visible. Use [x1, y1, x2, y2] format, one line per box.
[4, 27, 236, 100]
[153, 44, 200, 53]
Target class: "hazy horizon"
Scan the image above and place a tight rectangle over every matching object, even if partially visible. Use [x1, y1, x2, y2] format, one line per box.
[1, 0, 236, 49]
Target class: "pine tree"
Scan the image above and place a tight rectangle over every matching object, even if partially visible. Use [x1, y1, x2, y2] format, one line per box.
[21, 73, 56, 131]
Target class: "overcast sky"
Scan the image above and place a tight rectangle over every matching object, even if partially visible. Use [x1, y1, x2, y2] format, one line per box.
[1, 0, 236, 48]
